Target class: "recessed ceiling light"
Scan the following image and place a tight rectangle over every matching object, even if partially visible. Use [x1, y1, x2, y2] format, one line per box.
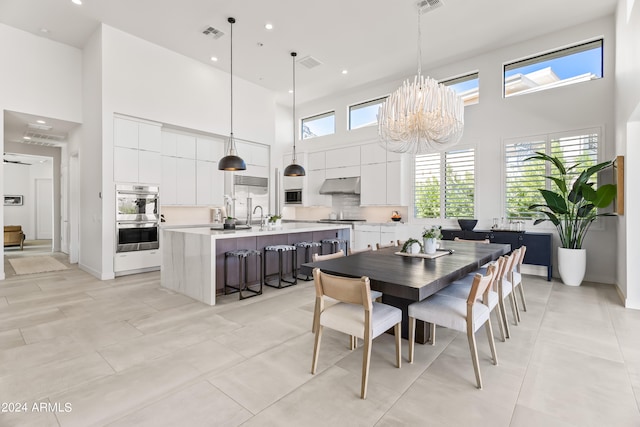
[71, 0, 82, 5]
[40, 28, 50, 34]
[265, 23, 273, 30]
[23, 136, 31, 140]
[36, 120, 46, 124]
[210, 56, 218, 62]
[288, 89, 293, 94]
[341, 69, 348, 75]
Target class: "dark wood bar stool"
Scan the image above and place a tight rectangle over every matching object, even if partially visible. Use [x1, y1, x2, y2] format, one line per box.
[264, 244, 298, 288]
[224, 249, 263, 300]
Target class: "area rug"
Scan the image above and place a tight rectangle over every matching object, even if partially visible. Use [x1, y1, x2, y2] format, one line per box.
[8, 256, 69, 275]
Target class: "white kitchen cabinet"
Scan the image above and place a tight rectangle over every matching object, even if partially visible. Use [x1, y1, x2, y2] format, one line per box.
[138, 123, 161, 152]
[360, 143, 388, 164]
[114, 249, 161, 274]
[114, 118, 139, 149]
[175, 133, 196, 159]
[197, 136, 224, 162]
[138, 150, 161, 185]
[161, 156, 177, 205]
[386, 160, 404, 205]
[161, 131, 177, 156]
[251, 144, 270, 167]
[353, 224, 381, 251]
[325, 146, 360, 168]
[308, 151, 326, 170]
[360, 162, 387, 205]
[175, 157, 196, 205]
[306, 169, 331, 207]
[196, 160, 224, 205]
[325, 165, 360, 179]
[114, 147, 139, 183]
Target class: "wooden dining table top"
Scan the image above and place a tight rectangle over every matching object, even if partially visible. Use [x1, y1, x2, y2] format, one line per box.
[301, 240, 511, 302]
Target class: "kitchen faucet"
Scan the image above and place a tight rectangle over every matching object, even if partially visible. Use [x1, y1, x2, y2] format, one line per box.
[253, 205, 264, 231]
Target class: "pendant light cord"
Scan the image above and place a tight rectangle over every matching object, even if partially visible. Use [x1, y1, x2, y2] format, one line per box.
[292, 52, 297, 163]
[229, 17, 235, 154]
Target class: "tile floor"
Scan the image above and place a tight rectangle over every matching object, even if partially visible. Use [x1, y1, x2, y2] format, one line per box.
[0, 253, 639, 426]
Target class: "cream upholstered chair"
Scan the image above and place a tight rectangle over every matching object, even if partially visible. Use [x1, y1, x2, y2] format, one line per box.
[376, 241, 397, 250]
[435, 257, 507, 342]
[454, 237, 490, 244]
[311, 249, 383, 343]
[311, 268, 402, 399]
[408, 266, 498, 389]
[510, 245, 527, 315]
[348, 245, 372, 255]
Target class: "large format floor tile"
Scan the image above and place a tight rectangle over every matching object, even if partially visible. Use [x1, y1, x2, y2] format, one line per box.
[0, 260, 638, 426]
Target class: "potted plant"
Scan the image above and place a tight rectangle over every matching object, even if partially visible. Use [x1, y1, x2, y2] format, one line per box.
[526, 152, 617, 286]
[401, 238, 423, 254]
[224, 216, 236, 230]
[422, 225, 442, 254]
[268, 214, 282, 228]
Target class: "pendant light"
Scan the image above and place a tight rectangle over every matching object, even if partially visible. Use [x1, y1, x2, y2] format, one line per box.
[218, 17, 246, 171]
[283, 51, 306, 176]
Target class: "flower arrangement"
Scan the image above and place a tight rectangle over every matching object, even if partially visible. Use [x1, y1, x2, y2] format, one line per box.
[422, 225, 442, 240]
[268, 214, 282, 223]
[401, 238, 423, 254]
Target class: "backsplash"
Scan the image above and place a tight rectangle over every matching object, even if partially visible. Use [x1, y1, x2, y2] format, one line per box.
[285, 194, 409, 223]
[331, 194, 362, 219]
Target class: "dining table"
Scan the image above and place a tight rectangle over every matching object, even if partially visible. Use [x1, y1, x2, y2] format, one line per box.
[300, 240, 511, 344]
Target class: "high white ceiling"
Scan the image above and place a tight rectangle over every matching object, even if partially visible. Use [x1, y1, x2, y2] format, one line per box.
[0, 0, 617, 106]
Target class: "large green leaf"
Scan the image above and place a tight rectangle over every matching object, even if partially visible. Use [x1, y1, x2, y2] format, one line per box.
[590, 184, 617, 208]
[577, 203, 595, 218]
[539, 189, 568, 214]
[525, 152, 566, 175]
[546, 176, 567, 194]
[580, 183, 597, 202]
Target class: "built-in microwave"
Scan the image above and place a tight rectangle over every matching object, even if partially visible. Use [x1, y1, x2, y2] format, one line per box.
[284, 189, 303, 205]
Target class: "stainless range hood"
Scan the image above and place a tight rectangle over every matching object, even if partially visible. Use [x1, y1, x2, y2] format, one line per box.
[319, 177, 361, 194]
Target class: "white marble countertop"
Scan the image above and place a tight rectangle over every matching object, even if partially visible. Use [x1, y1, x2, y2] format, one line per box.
[161, 222, 350, 240]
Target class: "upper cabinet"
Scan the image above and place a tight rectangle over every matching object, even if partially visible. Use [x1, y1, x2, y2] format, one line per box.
[114, 116, 161, 185]
[235, 141, 270, 178]
[325, 146, 360, 168]
[358, 142, 406, 206]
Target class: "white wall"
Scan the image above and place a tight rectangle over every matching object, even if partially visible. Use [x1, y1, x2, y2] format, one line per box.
[0, 24, 82, 279]
[615, 0, 640, 308]
[294, 16, 617, 284]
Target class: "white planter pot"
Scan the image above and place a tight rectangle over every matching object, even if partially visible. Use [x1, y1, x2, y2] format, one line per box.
[423, 238, 437, 254]
[408, 242, 421, 254]
[557, 247, 586, 286]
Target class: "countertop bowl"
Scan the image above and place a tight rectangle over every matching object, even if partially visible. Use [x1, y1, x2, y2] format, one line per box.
[391, 217, 402, 222]
[458, 219, 478, 231]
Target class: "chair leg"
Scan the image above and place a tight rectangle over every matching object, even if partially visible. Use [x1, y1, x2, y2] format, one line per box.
[430, 323, 436, 345]
[311, 297, 321, 333]
[467, 328, 482, 389]
[499, 297, 511, 339]
[494, 303, 506, 342]
[395, 323, 401, 368]
[517, 283, 528, 312]
[350, 335, 356, 350]
[509, 292, 520, 325]
[408, 316, 416, 363]
[361, 335, 372, 399]
[311, 325, 323, 375]
[485, 320, 498, 366]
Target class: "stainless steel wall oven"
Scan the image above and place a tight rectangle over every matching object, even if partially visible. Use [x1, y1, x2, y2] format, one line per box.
[116, 185, 160, 252]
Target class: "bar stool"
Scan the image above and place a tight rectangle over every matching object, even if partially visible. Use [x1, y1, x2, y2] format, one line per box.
[294, 241, 322, 281]
[224, 249, 263, 300]
[264, 244, 298, 288]
[321, 238, 349, 256]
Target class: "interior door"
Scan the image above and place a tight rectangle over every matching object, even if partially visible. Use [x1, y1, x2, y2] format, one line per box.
[35, 178, 53, 240]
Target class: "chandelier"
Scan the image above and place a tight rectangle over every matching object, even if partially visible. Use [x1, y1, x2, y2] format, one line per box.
[378, 6, 464, 154]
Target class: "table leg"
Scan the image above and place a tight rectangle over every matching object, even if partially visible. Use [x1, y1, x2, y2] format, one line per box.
[382, 294, 430, 344]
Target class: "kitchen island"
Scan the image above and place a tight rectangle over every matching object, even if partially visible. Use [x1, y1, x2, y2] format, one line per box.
[161, 223, 350, 305]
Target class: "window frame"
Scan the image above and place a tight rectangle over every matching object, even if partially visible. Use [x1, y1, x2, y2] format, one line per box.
[413, 145, 477, 221]
[301, 110, 336, 140]
[502, 38, 604, 98]
[440, 71, 480, 106]
[348, 96, 388, 130]
[502, 127, 603, 224]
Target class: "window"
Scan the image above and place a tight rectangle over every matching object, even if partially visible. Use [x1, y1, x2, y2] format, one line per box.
[348, 97, 387, 130]
[504, 39, 603, 97]
[504, 129, 600, 219]
[441, 72, 479, 106]
[415, 148, 475, 219]
[301, 111, 335, 139]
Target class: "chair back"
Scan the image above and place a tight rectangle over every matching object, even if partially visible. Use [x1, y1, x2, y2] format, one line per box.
[503, 248, 520, 282]
[349, 245, 372, 255]
[516, 245, 527, 272]
[487, 256, 505, 293]
[454, 237, 490, 244]
[376, 241, 397, 250]
[313, 250, 345, 262]
[312, 268, 372, 311]
[467, 264, 495, 306]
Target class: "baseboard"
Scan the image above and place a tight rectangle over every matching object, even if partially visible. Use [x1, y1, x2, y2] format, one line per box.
[78, 263, 115, 280]
[615, 284, 627, 306]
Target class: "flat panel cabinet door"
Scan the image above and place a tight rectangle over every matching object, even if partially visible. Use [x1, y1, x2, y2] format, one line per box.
[138, 123, 161, 152]
[360, 163, 387, 205]
[251, 144, 269, 167]
[325, 146, 360, 168]
[360, 142, 387, 164]
[114, 118, 138, 149]
[175, 157, 196, 205]
[354, 230, 379, 251]
[175, 134, 196, 159]
[196, 161, 223, 205]
[161, 156, 177, 205]
[325, 165, 360, 179]
[114, 147, 138, 183]
[196, 137, 214, 162]
[306, 169, 330, 207]
[307, 151, 326, 170]
[235, 141, 251, 165]
[138, 150, 161, 185]
[386, 160, 404, 205]
[161, 131, 177, 156]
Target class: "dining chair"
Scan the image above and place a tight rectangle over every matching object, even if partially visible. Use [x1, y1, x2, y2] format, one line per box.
[435, 257, 507, 342]
[408, 266, 498, 389]
[311, 268, 402, 399]
[311, 250, 383, 343]
[348, 245, 372, 255]
[511, 245, 527, 315]
[376, 241, 397, 250]
[454, 237, 490, 244]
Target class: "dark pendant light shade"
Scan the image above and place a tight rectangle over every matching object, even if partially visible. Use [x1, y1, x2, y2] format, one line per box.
[219, 17, 247, 171]
[284, 51, 305, 177]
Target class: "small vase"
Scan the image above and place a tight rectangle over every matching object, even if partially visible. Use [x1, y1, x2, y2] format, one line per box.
[423, 238, 437, 254]
[409, 242, 421, 254]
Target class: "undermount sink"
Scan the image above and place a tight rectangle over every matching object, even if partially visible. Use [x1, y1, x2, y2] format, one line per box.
[210, 224, 252, 231]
